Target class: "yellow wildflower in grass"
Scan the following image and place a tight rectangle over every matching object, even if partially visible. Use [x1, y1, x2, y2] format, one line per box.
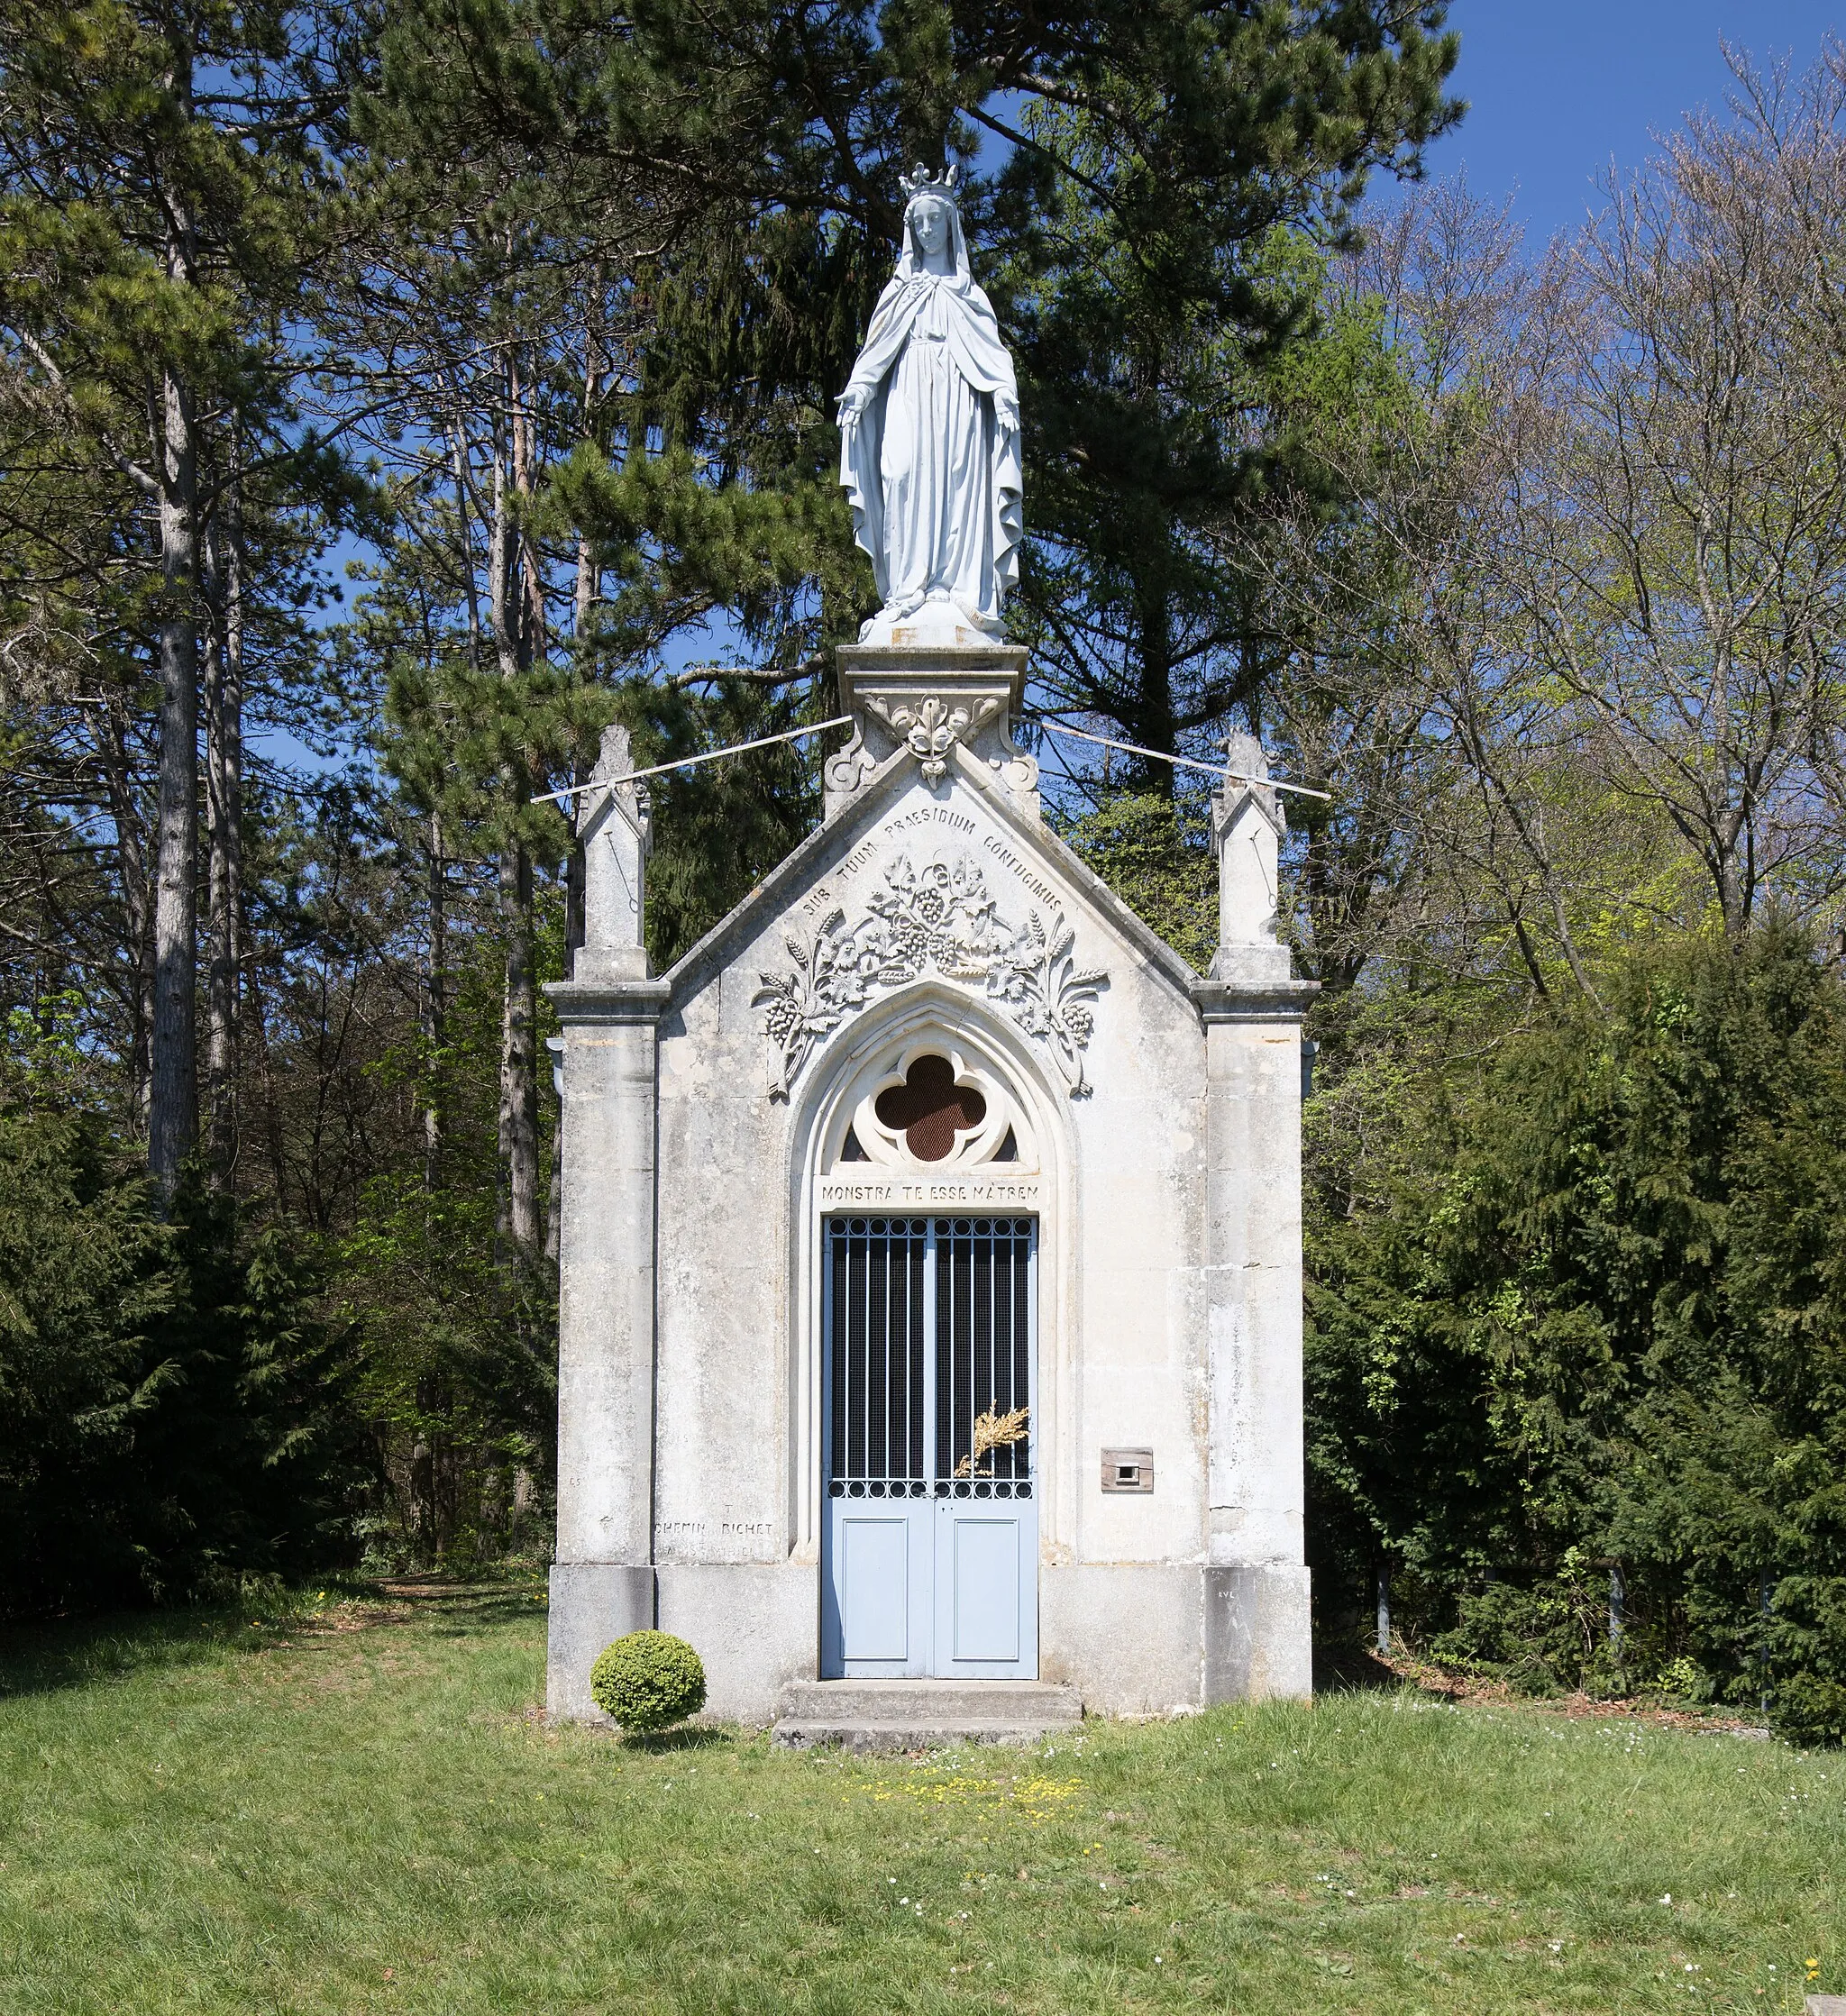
[854, 1763, 1082, 1825]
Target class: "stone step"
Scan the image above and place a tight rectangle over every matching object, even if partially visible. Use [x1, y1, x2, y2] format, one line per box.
[772, 1678, 1081, 1751]
[772, 1718, 1066, 1754]
[780, 1678, 1082, 1722]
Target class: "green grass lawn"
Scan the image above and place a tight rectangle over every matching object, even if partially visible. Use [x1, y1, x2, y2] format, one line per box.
[0, 1583, 1840, 2014]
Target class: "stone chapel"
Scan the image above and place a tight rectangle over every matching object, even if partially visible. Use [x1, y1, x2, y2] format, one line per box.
[544, 634, 1316, 1735]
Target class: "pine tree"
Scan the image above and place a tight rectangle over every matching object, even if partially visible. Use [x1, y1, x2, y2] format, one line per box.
[0, 0, 352, 1193]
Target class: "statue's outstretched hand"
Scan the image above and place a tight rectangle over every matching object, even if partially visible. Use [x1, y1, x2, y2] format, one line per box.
[836, 388, 868, 423]
[996, 394, 1020, 433]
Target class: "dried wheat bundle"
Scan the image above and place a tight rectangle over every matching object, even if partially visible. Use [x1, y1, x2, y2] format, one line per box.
[953, 1406, 1029, 1477]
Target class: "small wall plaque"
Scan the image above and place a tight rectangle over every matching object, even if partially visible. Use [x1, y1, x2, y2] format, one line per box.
[1101, 1447, 1154, 1493]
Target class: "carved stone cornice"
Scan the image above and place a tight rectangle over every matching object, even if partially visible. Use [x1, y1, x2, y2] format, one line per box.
[1189, 977, 1320, 1024]
[545, 977, 672, 1026]
[824, 643, 1040, 819]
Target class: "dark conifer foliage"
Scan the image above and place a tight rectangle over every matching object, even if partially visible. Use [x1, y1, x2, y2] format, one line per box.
[1306, 927, 1846, 1740]
[0, 1102, 369, 1616]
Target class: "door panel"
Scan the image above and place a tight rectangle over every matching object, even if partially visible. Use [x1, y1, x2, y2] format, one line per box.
[946, 1513, 1023, 1663]
[820, 1499, 931, 1677]
[837, 1517, 911, 1660]
[822, 1215, 1037, 1679]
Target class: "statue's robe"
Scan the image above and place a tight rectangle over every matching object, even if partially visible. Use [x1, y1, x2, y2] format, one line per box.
[838, 207, 1023, 634]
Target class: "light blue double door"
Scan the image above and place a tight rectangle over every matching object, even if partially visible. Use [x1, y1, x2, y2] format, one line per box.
[821, 1215, 1037, 1679]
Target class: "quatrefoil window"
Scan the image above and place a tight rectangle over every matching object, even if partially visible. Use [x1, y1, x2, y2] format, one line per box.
[828, 1042, 1034, 1172]
[873, 1054, 987, 1162]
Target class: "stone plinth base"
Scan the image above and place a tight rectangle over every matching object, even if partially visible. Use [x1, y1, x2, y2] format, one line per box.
[1040, 1562, 1311, 1713]
[1205, 1562, 1313, 1702]
[655, 1564, 818, 1725]
[1040, 1564, 1203, 1716]
[547, 1559, 1311, 1720]
[546, 1561, 654, 1719]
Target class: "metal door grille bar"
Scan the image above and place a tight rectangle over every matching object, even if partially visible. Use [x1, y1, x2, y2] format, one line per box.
[937, 1218, 1032, 1495]
[827, 1216, 928, 1496]
[827, 1216, 1034, 1501]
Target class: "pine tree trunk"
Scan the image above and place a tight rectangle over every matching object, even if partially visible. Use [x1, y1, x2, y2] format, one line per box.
[545, 356, 600, 1270]
[204, 450, 243, 1189]
[564, 508, 596, 982]
[1134, 578, 1178, 798]
[548, 762, 581, 1269]
[489, 366, 542, 1261]
[96, 694, 155, 1128]
[424, 814, 446, 1190]
[498, 840, 541, 1255]
[149, 352, 199, 1199]
[544, 1084, 564, 1266]
[446, 422, 483, 673]
[243, 948, 291, 1209]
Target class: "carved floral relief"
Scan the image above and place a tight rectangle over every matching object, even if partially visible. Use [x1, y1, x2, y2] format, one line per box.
[753, 853, 1106, 1099]
[865, 693, 997, 780]
[821, 690, 1041, 806]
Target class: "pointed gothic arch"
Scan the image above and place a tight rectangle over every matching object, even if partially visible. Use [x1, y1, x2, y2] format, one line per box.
[781, 981, 1080, 1574]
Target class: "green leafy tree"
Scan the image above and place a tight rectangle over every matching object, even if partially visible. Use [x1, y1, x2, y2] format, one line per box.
[1058, 790, 1217, 972]
[1307, 925, 1846, 1739]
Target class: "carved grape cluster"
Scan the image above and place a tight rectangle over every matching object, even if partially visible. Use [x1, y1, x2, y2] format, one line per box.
[753, 853, 1107, 1098]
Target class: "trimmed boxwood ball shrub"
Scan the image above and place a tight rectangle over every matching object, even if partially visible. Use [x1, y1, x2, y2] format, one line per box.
[589, 1631, 707, 1731]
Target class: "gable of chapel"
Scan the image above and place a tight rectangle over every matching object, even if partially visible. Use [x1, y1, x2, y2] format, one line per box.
[657, 687, 1201, 1117]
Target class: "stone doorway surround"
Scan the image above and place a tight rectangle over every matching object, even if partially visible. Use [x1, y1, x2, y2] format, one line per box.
[789, 983, 1072, 1597]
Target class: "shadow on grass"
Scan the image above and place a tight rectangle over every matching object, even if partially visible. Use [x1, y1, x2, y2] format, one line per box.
[1313, 1641, 1430, 1696]
[1312, 1637, 1597, 1711]
[0, 1595, 334, 1701]
[393, 1580, 550, 1636]
[0, 1575, 544, 1701]
[618, 1724, 736, 1755]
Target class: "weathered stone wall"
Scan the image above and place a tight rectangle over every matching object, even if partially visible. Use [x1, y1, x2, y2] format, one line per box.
[547, 657, 1313, 1726]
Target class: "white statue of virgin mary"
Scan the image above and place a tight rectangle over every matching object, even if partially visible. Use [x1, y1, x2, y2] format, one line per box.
[837, 166, 1023, 640]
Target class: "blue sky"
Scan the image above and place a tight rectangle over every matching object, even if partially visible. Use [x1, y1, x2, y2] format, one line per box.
[1419, 0, 1843, 241]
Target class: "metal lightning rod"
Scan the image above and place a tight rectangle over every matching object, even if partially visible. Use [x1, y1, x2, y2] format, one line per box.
[529, 716, 853, 805]
[1030, 718, 1332, 800]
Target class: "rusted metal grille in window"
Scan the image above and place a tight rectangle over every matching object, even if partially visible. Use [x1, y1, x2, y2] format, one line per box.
[826, 1216, 1035, 1501]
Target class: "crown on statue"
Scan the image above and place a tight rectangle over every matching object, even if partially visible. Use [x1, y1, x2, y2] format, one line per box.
[899, 161, 960, 206]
